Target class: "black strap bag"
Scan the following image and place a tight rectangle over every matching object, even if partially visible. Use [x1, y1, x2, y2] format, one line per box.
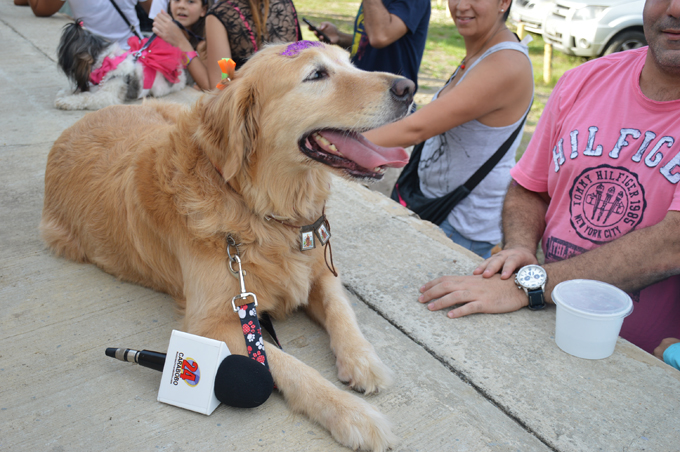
[136, 4, 154, 34]
[108, 0, 143, 40]
[390, 110, 529, 226]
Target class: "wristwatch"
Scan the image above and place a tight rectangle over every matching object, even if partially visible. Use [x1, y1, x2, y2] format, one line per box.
[515, 264, 547, 310]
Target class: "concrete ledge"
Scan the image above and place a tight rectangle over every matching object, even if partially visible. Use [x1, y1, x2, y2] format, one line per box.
[329, 178, 680, 451]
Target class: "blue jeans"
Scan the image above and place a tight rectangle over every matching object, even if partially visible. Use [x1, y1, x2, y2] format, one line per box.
[439, 219, 496, 259]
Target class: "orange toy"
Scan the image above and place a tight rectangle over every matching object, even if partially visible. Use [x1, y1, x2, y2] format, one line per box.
[216, 58, 236, 90]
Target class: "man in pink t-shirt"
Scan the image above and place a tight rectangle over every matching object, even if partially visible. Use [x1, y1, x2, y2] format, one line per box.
[417, 0, 680, 356]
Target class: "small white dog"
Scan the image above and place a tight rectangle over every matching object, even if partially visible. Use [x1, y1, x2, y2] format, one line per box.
[55, 21, 187, 111]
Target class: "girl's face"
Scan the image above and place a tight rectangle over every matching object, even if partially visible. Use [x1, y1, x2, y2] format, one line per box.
[170, 0, 207, 28]
[448, 0, 506, 38]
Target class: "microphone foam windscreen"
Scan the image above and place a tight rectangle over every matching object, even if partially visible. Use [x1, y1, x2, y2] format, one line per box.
[214, 354, 274, 408]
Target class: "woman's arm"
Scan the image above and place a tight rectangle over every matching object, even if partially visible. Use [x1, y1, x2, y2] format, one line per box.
[27, 0, 62, 17]
[185, 46, 211, 91]
[205, 14, 232, 89]
[139, 0, 151, 15]
[152, 11, 210, 91]
[363, 49, 533, 148]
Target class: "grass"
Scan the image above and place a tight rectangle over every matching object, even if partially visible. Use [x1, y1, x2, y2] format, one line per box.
[294, 0, 588, 158]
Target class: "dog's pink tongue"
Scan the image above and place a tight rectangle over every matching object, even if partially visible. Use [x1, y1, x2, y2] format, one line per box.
[318, 130, 409, 169]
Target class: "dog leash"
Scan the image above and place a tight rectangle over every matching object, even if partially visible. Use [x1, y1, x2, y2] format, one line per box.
[227, 234, 282, 371]
[130, 20, 202, 63]
[171, 19, 205, 43]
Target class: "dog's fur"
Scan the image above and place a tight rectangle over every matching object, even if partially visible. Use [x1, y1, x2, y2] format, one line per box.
[55, 21, 186, 111]
[41, 43, 414, 451]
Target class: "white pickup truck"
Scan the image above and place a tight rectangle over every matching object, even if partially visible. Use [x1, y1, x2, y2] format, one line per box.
[542, 0, 646, 58]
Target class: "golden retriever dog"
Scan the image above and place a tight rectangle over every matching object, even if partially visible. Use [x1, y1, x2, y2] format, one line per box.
[41, 41, 415, 451]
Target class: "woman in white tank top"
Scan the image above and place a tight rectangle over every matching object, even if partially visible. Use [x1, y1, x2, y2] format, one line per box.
[364, 0, 534, 258]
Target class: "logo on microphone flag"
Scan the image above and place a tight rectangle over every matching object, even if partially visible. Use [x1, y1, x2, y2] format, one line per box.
[181, 357, 200, 386]
[171, 352, 201, 387]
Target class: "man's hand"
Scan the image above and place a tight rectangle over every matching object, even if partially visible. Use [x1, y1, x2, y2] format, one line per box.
[418, 274, 528, 318]
[654, 337, 680, 360]
[473, 245, 539, 279]
[315, 22, 353, 48]
[315, 22, 339, 44]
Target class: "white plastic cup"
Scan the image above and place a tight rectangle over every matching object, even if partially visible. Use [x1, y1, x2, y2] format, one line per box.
[552, 279, 633, 360]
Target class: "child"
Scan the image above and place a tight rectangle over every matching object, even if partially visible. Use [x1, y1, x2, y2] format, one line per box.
[152, 0, 210, 90]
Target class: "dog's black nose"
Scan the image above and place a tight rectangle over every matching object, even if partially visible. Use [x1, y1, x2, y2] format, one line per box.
[390, 78, 415, 104]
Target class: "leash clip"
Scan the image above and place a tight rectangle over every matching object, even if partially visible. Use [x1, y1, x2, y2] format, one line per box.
[224, 235, 271, 370]
[230, 255, 258, 312]
[131, 34, 157, 62]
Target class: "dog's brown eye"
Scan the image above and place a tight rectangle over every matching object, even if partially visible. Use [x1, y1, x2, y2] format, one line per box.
[305, 68, 328, 82]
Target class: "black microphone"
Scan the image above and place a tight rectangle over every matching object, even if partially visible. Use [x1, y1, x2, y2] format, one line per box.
[105, 347, 274, 408]
[106, 347, 166, 371]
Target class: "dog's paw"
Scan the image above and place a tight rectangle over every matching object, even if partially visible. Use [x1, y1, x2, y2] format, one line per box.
[326, 393, 397, 452]
[54, 95, 76, 111]
[336, 344, 393, 394]
[55, 92, 87, 111]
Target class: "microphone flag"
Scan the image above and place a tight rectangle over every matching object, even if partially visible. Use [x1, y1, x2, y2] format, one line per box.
[157, 330, 231, 415]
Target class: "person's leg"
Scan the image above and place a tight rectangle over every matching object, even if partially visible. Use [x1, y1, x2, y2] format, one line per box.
[439, 219, 473, 249]
[469, 239, 495, 259]
[439, 219, 495, 259]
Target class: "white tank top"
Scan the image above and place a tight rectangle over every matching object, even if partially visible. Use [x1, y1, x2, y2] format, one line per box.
[418, 40, 534, 243]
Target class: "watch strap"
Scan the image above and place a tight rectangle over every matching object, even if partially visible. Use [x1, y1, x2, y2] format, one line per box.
[527, 288, 546, 310]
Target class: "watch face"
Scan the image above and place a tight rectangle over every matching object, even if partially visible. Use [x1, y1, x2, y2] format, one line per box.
[516, 265, 547, 290]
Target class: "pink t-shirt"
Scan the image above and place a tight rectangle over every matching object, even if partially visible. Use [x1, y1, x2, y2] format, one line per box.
[511, 47, 680, 354]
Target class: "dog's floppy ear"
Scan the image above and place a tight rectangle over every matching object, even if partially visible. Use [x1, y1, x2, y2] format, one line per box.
[197, 75, 261, 182]
[57, 20, 110, 92]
